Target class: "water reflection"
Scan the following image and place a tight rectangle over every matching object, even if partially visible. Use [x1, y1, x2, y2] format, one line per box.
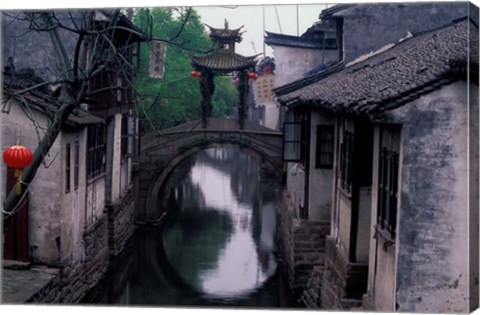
[81, 147, 296, 308]
[162, 148, 278, 300]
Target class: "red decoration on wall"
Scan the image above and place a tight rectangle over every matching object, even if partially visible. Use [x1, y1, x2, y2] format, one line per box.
[3, 145, 33, 195]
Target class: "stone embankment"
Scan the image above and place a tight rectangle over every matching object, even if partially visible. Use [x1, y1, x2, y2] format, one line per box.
[2, 189, 135, 303]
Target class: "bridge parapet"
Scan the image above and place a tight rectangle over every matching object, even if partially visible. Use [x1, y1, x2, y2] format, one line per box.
[134, 118, 285, 225]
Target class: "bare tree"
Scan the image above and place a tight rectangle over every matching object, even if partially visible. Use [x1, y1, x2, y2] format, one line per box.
[1, 9, 146, 226]
[1, 7, 207, 229]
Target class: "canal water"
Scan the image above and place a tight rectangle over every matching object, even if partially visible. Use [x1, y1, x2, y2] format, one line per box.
[82, 148, 298, 309]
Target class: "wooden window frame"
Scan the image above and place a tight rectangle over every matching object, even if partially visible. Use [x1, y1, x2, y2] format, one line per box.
[315, 125, 334, 169]
[87, 123, 106, 180]
[377, 147, 399, 239]
[283, 122, 302, 162]
[339, 131, 354, 195]
[74, 140, 80, 190]
[65, 143, 71, 193]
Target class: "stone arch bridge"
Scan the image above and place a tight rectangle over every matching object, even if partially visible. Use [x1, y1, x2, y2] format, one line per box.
[134, 118, 284, 224]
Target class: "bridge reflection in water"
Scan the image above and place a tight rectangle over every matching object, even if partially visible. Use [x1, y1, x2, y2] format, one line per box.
[82, 147, 298, 308]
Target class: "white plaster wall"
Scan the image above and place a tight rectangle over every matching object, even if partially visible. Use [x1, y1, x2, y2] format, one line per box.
[1, 99, 62, 265]
[86, 177, 105, 226]
[337, 192, 352, 257]
[308, 110, 335, 221]
[120, 159, 131, 194]
[261, 101, 281, 131]
[356, 186, 371, 263]
[270, 45, 339, 88]
[286, 161, 305, 219]
[59, 130, 87, 265]
[110, 113, 122, 203]
[468, 81, 479, 311]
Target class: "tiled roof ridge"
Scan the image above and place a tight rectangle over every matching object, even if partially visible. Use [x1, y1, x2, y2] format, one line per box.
[264, 31, 338, 50]
[318, 4, 356, 19]
[277, 17, 477, 120]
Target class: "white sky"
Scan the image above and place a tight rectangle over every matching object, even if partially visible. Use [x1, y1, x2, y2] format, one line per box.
[194, 4, 329, 57]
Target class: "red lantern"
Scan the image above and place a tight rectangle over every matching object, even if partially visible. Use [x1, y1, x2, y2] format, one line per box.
[3, 145, 34, 195]
[247, 72, 258, 80]
[191, 70, 202, 78]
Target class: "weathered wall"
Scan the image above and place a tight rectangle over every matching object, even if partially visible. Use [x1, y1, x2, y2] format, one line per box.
[270, 45, 338, 88]
[277, 191, 330, 301]
[307, 110, 334, 221]
[365, 126, 396, 311]
[286, 161, 305, 218]
[389, 81, 473, 313]
[1, 99, 62, 265]
[59, 130, 87, 266]
[468, 71, 479, 311]
[321, 236, 365, 310]
[109, 114, 122, 203]
[337, 193, 352, 258]
[57, 213, 109, 303]
[261, 101, 281, 131]
[338, 3, 470, 63]
[107, 188, 135, 257]
[355, 187, 371, 263]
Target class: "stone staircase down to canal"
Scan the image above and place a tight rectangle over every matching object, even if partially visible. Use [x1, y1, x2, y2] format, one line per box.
[300, 265, 324, 308]
[276, 191, 330, 303]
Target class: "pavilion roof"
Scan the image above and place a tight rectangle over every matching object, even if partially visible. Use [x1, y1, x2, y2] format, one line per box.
[191, 48, 257, 72]
[206, 22, 244, 43]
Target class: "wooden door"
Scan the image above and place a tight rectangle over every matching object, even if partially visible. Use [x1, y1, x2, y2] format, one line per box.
[3, 167, 30, 262]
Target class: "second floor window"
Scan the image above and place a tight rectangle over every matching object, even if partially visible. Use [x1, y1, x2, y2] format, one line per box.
[87, 123, 106, 180]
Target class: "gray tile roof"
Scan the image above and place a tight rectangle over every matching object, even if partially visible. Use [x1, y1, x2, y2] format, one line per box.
[3, 73, 104, 126]
[276, 18, 479, 120]
[264, 31, 337, 50]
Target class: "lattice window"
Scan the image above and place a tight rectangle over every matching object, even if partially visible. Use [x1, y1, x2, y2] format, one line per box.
[378, 148, 399, 238]
[87, 123, 106, 180]
[315, 125, 334, 169]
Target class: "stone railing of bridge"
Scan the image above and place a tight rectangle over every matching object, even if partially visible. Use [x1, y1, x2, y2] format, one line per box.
[133, 118, 284, 225]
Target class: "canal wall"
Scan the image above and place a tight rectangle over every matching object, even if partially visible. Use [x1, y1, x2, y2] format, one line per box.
[276, 190, 330, 302]
[320, 235, 366, 310]
[4, 189, 136, 303]
[107, 188, 136, 257]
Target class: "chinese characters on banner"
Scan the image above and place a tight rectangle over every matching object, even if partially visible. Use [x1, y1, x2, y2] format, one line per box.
[254, 75, 275, 105]
[149, 40, 167, 79]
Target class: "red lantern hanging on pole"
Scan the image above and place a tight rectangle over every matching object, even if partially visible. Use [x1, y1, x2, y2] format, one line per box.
[3, 145, 34, 195]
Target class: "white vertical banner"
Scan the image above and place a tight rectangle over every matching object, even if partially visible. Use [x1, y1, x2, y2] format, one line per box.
[254, 74, 275, 105]
[149, 40, 167, 79]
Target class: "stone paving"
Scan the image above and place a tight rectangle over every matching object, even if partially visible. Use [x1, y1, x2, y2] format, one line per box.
[1, 260, 60, 304]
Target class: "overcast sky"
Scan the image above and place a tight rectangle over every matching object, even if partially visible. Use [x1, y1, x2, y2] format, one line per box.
[194, 4, 329, 57]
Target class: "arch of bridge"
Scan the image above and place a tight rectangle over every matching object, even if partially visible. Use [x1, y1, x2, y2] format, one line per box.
[135, 118, 284, 224]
